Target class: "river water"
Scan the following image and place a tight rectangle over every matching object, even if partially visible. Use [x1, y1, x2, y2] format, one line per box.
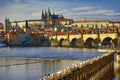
[0, 47, 117, 80]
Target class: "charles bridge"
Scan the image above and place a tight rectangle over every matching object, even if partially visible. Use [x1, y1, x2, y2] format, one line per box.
[50, 32, 119, 47]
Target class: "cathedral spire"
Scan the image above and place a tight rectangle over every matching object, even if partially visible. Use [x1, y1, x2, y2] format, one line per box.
[48, 7, 50, 13]
[82, 16, 87, 21]
[53, 9, 55, 15]
[5, 17, 11, 32]
[45, 10, 47, 20]
[47, 7, 51, 20]
[41, 10, 45, 20]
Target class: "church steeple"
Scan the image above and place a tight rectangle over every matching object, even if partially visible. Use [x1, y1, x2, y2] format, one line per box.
[82, 16, 87, 21]
[53, 9, 55, 15]
[48, 7, 51, 14]
[47, 7, 51, 20]
[5, 17, 11, 32]
[41, 10, 45, 20]
[45, 10, 47, 20]
[41, 7, 64, 20]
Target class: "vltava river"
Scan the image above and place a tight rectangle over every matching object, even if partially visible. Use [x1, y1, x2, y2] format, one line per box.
[0, 47, 109, 80]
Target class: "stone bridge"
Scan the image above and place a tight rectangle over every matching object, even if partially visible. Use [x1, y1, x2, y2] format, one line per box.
[50, 33, 118, 47]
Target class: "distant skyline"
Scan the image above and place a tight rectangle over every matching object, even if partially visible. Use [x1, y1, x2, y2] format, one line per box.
[0, 0, 120, 23]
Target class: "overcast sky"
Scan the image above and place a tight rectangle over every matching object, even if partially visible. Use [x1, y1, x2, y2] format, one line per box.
[0, 0, 120, 23]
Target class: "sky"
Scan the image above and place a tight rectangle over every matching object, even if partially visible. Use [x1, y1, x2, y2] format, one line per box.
[0, 0, 120, 23]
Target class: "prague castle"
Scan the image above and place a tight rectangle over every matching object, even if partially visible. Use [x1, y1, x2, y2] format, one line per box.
[4, 7, 120, 33]
[41, 7, 64, 20]
[9, 7, 73, 33]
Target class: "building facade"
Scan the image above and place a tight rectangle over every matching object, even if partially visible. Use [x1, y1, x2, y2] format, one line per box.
[72, 16, 120, 30]
[11, 20, 48, 30]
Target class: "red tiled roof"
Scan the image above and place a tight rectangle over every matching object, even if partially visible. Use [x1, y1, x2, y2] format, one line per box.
[38, 32, 44, 36]
[5, 30, 17, 34]
[45, 27, 52, 32]
[111, 21, 120, 23]
[10, 31, 17, 34]
[57, 32, 75, 35]
[75, 20, 110, 23]
[57, 32, 67, 35]
[49, 18, 73, 22]
[0, 26, 4, 30]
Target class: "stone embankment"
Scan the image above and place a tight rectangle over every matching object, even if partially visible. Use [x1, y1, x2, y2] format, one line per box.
[41, 51, 115, 80]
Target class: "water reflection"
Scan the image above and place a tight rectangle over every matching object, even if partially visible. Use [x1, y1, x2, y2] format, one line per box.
[0, 57, 82, 80]
[0, 47, 105, 60]
[0, 47, 106, 80]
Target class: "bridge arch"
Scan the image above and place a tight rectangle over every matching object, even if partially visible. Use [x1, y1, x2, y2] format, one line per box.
[102, 37, 112, 46]
[70, 38, 77, 47]
[84, 37, 94, 48]
[50, 38, 54, 41]
[112, 38, 118, 46]
[59, 38, 64, 47]
[100, 33, 117, 42]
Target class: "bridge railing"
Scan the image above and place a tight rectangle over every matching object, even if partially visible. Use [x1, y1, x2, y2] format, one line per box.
[41, 52, 114, 80]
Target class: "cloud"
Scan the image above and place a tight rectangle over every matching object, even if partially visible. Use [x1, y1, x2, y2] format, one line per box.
[59, 7, 115, 16]
[72, 6, 93, 11]
[0, 0, 76, 23]
[66, 8, 112, 15]
[57, 6, 94, 15]
[105, 13, 120, 16]
[62, 7, 119, 21]
[0, 0, 120, 23]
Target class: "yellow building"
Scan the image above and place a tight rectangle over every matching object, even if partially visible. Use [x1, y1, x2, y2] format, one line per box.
[11, 21, 26, 28]
[72, 16, 120, 30]
[11, 20, 49, 30]
[72, 17, 110, 29]
[110, 21, 120, 28]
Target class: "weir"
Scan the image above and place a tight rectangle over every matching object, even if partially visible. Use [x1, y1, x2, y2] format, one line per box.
[41, 51, 115, 80]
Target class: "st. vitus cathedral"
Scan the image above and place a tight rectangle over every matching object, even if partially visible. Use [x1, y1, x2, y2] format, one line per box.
[41, 7, 64, 20]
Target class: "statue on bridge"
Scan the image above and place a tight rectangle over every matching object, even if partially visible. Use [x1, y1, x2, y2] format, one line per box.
[118, 37, 120, 49]
[110, 40, 115, 49]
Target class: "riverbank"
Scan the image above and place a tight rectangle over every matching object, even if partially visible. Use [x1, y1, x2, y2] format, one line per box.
[0, 47, 119, 80]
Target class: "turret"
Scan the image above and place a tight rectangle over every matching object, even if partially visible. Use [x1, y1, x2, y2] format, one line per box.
[41, 10, 45, 20]
[47, 7, 51, 20]
[82, 16, 87, 21]
[48, 7, 51, 16]
[44, 10, 47, 20]
[4, 17, 7, 32]
[5, 17, 11, 32]
[53, 9, 55, 15]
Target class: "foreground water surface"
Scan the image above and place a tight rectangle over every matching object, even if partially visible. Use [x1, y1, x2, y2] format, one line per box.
[0, 47, 117, 80]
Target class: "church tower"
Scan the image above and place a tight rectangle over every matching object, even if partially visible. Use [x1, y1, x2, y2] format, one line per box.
[44, 10, 47, 20]
[53, 9, 55, 15]
[82, 16, 87, 21]
[41, 10, 45, 20]
[46, 7, 52, 20]
[5, 17, 11, 32]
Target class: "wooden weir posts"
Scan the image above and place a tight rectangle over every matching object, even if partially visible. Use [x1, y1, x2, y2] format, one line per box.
[41, 52, 115, 80]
